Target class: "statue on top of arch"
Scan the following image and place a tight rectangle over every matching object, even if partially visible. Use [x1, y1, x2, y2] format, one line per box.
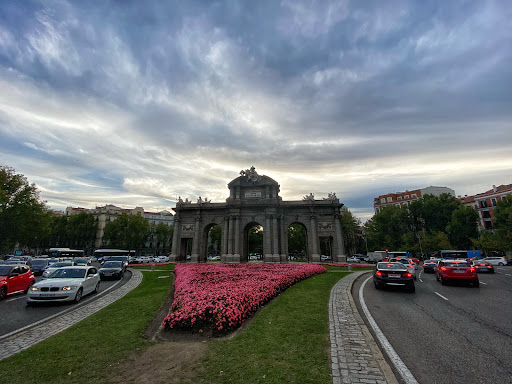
[240, 166, 261, 183]
[323, 192, 338, 201]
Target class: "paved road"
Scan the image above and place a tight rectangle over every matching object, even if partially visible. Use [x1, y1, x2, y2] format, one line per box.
[1, 270, 132, 337]
[353, 266, 512, 384]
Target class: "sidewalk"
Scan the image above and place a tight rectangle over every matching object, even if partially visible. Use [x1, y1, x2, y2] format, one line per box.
[0, 269, 143, 361]
[329, 271, 398, 384]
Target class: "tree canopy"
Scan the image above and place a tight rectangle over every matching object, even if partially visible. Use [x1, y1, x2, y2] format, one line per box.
[103, 213, 150, 251]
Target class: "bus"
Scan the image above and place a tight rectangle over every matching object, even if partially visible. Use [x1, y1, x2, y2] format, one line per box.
[387, 251, 412, 259]
[48, 248, 85, 258]
[435, 250, 482, 260]
[93, 249, 136, 259]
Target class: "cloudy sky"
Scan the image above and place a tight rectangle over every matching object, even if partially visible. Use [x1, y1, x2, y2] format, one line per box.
[0, 0, 511, 222]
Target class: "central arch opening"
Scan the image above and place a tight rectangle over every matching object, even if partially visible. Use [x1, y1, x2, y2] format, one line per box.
[206, 224, 222, 262]
[287, 223, 308, 261]
[244, 223, 263, 262]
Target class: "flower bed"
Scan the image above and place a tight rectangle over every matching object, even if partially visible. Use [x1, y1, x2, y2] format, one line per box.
[162, 263, 327, 333]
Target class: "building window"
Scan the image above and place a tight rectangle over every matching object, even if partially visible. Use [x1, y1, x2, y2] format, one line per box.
[397, 196, 402, 201]
[491, 198, 497, 206]
[480, 201, 487, 208]
[411, 194, 417, 198]
[387, 197, 393, 202]
[381, 198, 386, 204]
[404, 195, 409, 199]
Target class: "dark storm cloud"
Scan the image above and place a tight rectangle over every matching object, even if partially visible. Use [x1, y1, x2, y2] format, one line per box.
[0, 0, 510, 219]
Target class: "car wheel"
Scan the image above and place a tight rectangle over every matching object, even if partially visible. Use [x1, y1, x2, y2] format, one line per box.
[408, 286, 415, 293]
[24, 281, 34, 294]
[74, 288, 83, 303]
[374, 280, 380, 290]
[498, 262, 504, 266]
[94, 282, 100, 294]
[473, 281, 480, 288]
[0, 286, 7, 300]
[440, 276, 446, 285]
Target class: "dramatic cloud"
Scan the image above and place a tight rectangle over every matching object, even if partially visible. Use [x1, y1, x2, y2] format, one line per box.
[0, 0, 511, 222]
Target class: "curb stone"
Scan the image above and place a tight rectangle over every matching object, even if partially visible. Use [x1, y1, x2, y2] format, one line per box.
[0, 269, 143, 361]
[329, 271, 398, 384]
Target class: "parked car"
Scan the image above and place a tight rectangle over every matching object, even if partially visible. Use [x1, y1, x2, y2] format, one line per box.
[0, 265, 36, 300]
[99, 261, 125, 280]
[423, 259, 440, 273]
[155, 256, 170, 263]
[471, 261, 495, 273]
[435, 260, 479, 287]
[483, 257, 507, 266]
[353, 254, 367, 261]
[373, 262, 415, 292]
[28, 258, 50, 276]
[42, 262, 75, 278]
[27, 266, 100, 304]
[135, 256, 152, 264]
[347, 257, 360, 262]
[389, 257, 416, 279]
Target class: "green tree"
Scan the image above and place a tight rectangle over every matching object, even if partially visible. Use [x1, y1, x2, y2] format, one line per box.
[364, 205, 410, 251]
[155, 222, 172, 253]
[446, 205, 479, 249]
[409, 193, 461, 233]
[67, 212, 97, 251]
[472, 231, 502, 256]
[0, 166, 51, 253]
[49, 215, 69, 247]
[493, 195, 512, 251]
[340, 209, 361, 256]
[207, 225, 221, 255]
[103, 213, 150, 252]
[248, 225, 263, 255]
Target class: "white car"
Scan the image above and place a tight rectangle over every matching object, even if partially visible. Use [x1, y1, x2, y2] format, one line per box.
[154, 256, 169, 263]
[483, 257, 507, 266]
[27, 266, 100, 304]
[42, 261, 75, 278]
[136, 256, 152, 264]
[389, 257, 417, 280]
[347, 257, 360, 262]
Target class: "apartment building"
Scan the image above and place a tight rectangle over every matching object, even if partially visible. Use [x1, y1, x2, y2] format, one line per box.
[460, 184, 512, 230]
[144, 210, 174, 249]
[373, 186, 455, 213]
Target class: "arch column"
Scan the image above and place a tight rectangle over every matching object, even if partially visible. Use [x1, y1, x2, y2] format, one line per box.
[279, 216, 287, 263]
[221, 216, 229, 263]
[190, 216, 201, 263]
[310, 215, 320, 262]
[233, 215, 241, 262]
[272, 215, 280, 262]
[334, 213, 346, 262]
[264, 214, 272, 262]
[226, 216, 235, 262]
[169, 217, 180, 262]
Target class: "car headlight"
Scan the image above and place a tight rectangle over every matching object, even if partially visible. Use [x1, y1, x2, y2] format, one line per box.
[62, 286, 77, 291]
[31, 286, 40, 291]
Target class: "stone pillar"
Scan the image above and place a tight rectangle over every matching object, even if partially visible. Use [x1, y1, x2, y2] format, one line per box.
[226, 216, 234, 262]
[310, 215, 320, 262]
[279, 215, 287, 263]
[190, 216, 201, 263]
[233, 215, 241, 262]
[264, 214, 272, 262]
[221, 217, 229, 263]
[272, 215, 280, 262]
[169, 217, 180, 262]
[334, 213, 346, 262]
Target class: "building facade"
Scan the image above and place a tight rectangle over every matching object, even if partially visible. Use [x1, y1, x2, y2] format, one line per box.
[460, 184, 512, 230]
[373, 186, 455, 213]
[144, 210, 174, 250]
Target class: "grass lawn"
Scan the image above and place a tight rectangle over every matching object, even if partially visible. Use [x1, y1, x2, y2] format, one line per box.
[192, 271, 350, 384]
[130, 263, 175, 271]
[0, 270, 173, 384]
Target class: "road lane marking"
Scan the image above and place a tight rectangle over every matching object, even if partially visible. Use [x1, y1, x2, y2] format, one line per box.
[506, 274, 511, 276]
[6, 296, 26, 302]
[360, 276, 419, 384]
[479, 281, 487, 285]
[435, 292, 449, 301]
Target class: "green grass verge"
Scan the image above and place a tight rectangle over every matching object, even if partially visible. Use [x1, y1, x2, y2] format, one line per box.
[324, 265, 372, 271]
[0, 270, 173, 384]
[130, 263, 175, 271]
[193, 271, 350, 384]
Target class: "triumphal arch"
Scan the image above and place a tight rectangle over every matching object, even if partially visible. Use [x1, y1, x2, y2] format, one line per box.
[169, 167, 346, 263]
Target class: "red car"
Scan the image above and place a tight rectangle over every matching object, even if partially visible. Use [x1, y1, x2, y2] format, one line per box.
[435, 260, 479, 287]
[0, 264, 36, 300]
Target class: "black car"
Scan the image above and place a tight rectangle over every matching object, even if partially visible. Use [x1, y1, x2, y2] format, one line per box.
[28, 258, 50, 276]
[472, 261, 494, 273]
[99, 261, 125, 280]
[422, 259, 441, 273]
[373, 262, 415, 292]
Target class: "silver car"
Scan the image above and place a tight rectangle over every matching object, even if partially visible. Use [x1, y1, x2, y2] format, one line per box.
[27, 266, 100, 304]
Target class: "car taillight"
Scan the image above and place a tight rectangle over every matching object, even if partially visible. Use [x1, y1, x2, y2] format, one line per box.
[441, 267, 447, 271]
[405, 273, 413, 277]
[470, 268, 475, 272]
[376, 271, 384, 276]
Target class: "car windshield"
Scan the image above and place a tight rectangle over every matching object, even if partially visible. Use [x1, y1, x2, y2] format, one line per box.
[102, 262, 122, 268]
[0, 266, 13, 276]
[49, 268, 86, 279]
[377, 262, 406, 270]
[52, 262, 73, 268]
[445, 262, 469, 267]
[74, 258, 87, 263]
